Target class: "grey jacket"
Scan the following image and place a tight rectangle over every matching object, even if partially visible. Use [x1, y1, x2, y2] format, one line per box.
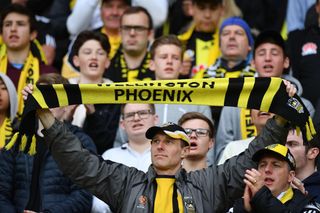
[43, 117, 288, 213]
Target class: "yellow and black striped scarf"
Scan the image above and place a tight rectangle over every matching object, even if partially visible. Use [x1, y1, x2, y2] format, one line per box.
[8, 77, 316, 154]
[0, 117, 13, 149]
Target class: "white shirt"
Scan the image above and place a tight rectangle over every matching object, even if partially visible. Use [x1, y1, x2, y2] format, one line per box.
[91, 143, 151, 213]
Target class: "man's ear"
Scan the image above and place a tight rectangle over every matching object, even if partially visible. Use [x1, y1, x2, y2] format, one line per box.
[307, 148, 319, 160]
[181, 146, 190, 158]
[288, 170, 295, 183]
[208, 138, 214, 150]
[105, 58, 110, 69]
[283, 56, 290, 69]
[251, 59, 256, 69]
[73, 55, 80, 67]
[30, 30, 37, 41]
[149, 59, 156, 71]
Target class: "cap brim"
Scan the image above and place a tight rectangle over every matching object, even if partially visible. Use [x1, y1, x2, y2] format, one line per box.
[146, 127, 190, 145]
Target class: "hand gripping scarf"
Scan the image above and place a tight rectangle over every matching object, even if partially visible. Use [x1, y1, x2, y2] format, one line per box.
[6, 77, 316, 155]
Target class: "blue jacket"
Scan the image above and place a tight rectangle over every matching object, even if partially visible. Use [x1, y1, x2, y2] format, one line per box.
[0, 123, 96, 213]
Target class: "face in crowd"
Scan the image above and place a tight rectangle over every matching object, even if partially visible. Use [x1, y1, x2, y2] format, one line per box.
[73, 39, 110, 81]
[120, 104, 158, 139]
[100, 0, 129, 32]
[257, 154, 295, 197]
[120, 11, 151, 56]
[150, 44, 182, 80]
[191, 2, 223, 33]
[220, 25, 251, 61]
[0, 78, 9, 115]
[253, 43, 289, 77]
[250, 109, 274, 133]
[151, 133, 189, 175]
[181, 118, 213, 160]
[286, 130, 319, 173]
[2, 12, 36, 51]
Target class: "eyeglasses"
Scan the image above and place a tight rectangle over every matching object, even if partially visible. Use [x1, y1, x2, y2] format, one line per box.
[120, 25, 149, 33]
[123, 109, 153, 121]
[184, 128, 210, 137]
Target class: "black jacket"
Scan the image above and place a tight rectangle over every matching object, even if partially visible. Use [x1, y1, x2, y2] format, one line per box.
[233, 186, 320, 213]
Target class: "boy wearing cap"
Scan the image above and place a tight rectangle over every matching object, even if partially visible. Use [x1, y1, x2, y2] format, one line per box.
[232, 144, 320, 212]
[203, 16, 255, 79]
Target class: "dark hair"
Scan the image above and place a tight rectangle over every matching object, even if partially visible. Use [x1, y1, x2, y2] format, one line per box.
[178, 112, 215, 138]
[288, 126, 320, 164]
[192, 0, 223, 8]
[120, 103, 155, 116]
[254, 30, 287, 57]
[36, 73, 69, 85]
[71, 30, 111, 56]
[0, 3, 37, 33]
[102, 0, 131, 5]
[150, 35, 182, 59]
[120, 6, 153, 29]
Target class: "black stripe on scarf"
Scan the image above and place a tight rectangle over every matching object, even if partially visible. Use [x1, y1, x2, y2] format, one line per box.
[64, 84, 82, 105]
[224, 78, 244, 106]
[248, 77, 271, 109]
[172, 183, 179, 213]
[38, 84, 59, 107]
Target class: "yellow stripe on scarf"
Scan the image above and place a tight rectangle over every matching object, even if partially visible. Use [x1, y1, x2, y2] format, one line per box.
[261, 78, 282, 111]
[0, 117, 13, 149]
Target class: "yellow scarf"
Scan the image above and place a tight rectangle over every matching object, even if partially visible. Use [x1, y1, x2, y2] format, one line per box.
[0, 45, 40, 118]
[178, 24, 221, 79]
[278, 187, 294, 204]
[8, 77, 316, 155]
[0, 117, 13, 149]
[240, 108, 257, 139]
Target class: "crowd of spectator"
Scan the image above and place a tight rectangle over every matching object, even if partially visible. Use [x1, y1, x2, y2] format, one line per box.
[0, 0, 320, 212]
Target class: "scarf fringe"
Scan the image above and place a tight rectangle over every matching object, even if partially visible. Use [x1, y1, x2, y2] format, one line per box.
[28, 135, 37, 155]
[5, 132, 19, 150]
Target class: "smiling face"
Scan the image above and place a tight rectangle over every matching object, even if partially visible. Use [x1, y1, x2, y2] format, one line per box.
[253, 43, 289, 77]
[220, 25, 251, 61]
[73, 39, 110, 81]
[258, 155, 295, 197]
[151, 133, 189, 175]
[1, 12, 36, 51]
[150, 44, 182, 80]
[181, 118, 213, 160]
